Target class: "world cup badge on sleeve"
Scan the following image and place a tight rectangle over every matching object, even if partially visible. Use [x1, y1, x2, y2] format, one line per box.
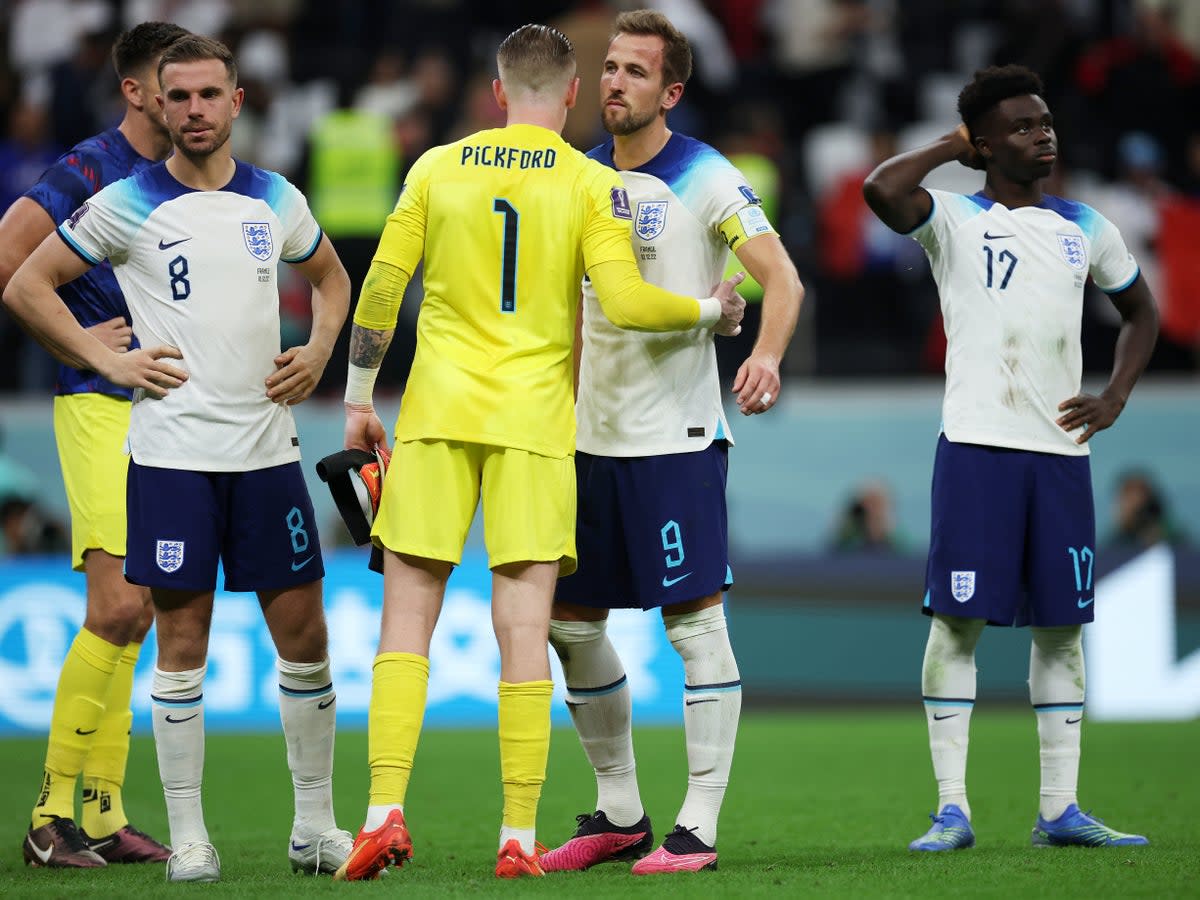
[243, 222, 273, 261]
[156, 540, 185, 573]
[950, 570, 975, 603]
[1056, 233, 1087, 270]
[635, 201, 668, 241]
[610, 187, 632, 220]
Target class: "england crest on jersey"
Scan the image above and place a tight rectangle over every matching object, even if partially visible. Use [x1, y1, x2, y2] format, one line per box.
[635, 201, 668, 240]
[243, 222, 273, 261]
[156, 540, 185, 573]
[950, 570, 975, 602]
[1057, 233, 1087, 270]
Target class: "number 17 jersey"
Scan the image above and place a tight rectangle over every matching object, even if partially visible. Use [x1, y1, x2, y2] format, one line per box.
[910, 189, 1139, 456]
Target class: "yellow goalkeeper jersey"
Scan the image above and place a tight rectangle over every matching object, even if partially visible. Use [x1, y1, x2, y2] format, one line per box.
[370, 123, 697, 458]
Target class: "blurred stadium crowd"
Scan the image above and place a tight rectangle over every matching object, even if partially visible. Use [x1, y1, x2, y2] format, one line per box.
[2, 0, 1199, 391]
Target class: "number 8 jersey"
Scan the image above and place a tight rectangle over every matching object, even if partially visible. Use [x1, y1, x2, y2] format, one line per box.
[910, 189, 1139, 456]
[58, 160, 323, 472]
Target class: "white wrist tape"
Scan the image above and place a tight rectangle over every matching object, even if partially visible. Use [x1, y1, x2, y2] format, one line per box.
[696, 296, 722, 329]
[344, 363, 380, 407]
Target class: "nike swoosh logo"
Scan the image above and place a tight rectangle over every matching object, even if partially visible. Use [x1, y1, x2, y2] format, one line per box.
[87, 836, 116, 852]
[983, 231, 1015, 240]
[75, 727, 97, 735]
[291, 555, 315, 571]
[291, 841, 311, 851]
[933, 713, 959, 721]
[1077, 597, 1094, 608]
[564, 700, 587, 708]
[317, 697, 335, 710]
[1065, 716, 1082, 724]
[27, 836, 54, 864]
[662, 571, 693, 588]
[158, 237, 191, 250]
[686, 698, 718, 706]
[659, 853, 716, 869]
[165, 713, 198, 724]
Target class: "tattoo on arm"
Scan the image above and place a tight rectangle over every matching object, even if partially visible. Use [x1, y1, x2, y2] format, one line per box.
[349, 324, 394, 369]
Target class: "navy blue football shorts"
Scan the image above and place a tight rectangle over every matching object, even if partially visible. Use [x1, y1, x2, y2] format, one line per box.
[556, 441, 732, 611]
[126, 460, 325, 592]
[923, 434, 1096, 628]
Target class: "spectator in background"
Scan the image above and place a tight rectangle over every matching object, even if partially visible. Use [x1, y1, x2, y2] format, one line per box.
[1, 494, 69, 556]
[828, 479, 906, 554]
[1105, 468, 1188, 550]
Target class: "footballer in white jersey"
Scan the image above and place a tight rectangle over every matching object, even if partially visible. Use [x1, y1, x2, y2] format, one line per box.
[911, 189, 1138, 457]
[543, 12, 803, 878]
[59, 160, 322, 472]
[863, 64, 1156, 854]
[576, 133, 773, 457]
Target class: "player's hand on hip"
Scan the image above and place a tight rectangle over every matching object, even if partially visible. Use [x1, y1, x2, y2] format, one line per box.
[732, 350, 781, 416]
[713, 271, 747, 336]
[87, 316, 133, 352]
[1056, 391, 1124, 444]
[102, 345, 187, 398]
[267, 344, 327, 405]
[344, 404, 389, 454]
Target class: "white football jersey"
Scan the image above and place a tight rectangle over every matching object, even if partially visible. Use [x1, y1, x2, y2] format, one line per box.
[911, 189, 1139, 456]
[59, 160, 322, 472]
[577, 133, 775, 456]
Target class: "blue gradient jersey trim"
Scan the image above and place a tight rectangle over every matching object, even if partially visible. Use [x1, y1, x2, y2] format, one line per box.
[282, 226, 322, 264]
[588, 133, 739, 221]
[922, 696, 976, 708]
[1101, 265, 1140, 294]
[57, 225, 103, 265]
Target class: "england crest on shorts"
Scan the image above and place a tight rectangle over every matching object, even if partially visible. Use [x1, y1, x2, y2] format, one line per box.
[243, 222, 273, 261]
[1057, 233, 1087, 270]
[156, 540, 185, 573]
[635, 201, 668, 240]
[950, 570, 975, 603]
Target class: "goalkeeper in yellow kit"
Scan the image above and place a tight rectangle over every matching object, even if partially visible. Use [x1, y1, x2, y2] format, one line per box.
[334, 23, 745, 881]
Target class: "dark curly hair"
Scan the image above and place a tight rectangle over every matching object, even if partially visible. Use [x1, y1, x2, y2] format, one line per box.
[957, 65, 1045, 135]
[112, 21, 190, 79]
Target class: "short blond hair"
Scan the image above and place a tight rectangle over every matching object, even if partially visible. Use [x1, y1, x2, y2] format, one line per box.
[158, 34, 237, 86]
[496, 24, 576, 97]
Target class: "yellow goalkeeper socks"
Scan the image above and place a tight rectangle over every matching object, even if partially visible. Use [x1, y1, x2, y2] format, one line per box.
[33, 628, 123, 826]
[497, 680, 553, 837]
[368, 652, 430, 807]
[82, 641, 140, 837]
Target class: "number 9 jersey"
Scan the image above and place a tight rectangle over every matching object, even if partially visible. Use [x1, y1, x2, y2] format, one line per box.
[909, 189, 1139, 456]
[58, 160, 323, 472]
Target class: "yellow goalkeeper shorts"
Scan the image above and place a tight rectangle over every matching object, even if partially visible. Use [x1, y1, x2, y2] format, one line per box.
[53, 393, 132, 571]
[372, 439, 576, 575]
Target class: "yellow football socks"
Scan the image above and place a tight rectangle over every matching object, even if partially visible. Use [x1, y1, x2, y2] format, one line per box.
[368, 652, 430, 806]
[81, 640, 140, 837]
[33, 628, 123, 826]
[497, 680, 553, 830]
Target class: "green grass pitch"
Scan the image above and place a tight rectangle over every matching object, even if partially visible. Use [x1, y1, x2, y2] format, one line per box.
[0, 710, 1196, 897]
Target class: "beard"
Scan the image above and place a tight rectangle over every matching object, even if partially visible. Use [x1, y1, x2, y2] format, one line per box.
[602, 102, 656, 136]
[170, 120, 232, 160]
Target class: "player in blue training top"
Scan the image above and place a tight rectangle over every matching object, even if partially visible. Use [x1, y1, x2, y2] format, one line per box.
[4, 35, 354, 884]
[540, 10, 802, 876]
[0, 21, 188, 870]
[863, 65, 1158, 851]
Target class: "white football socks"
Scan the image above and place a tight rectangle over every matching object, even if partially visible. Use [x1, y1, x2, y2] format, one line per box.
[548, 618, 643, 827]
[665, 604, 741, 848]
[277, 656, 337, 834]
[1029, 625, 1085, 821]
[921, 614, 985, 820]
[151, 665, 209, 847]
